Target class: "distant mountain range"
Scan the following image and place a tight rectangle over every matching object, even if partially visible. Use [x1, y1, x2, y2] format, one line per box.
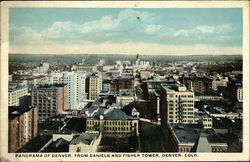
[9, 53, 242, 65]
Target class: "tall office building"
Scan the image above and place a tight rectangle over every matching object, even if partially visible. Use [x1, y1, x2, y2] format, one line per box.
[160, 83, 195, 124]
[9, 106, 38, 152]
[60, 72, 76, 109]
[60, 71, 86, 109]
[86, 74, 102, 100]
[31, 84, 68, 123]
[76, 71, 87, 102]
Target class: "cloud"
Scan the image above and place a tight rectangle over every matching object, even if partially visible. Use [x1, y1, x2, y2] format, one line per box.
[195, 25, 215, 33]
[9, 8, 239, 55]
[10, 26, 43, 45]
[174, 24, 233, 37]
[11, 8, 156, 43]
[145, 24, 163, 34]
[118, 9, 154, 22]
[173, 29, 189, 37]
[216, 23, 233, 33]
[80, 15, 120, 33]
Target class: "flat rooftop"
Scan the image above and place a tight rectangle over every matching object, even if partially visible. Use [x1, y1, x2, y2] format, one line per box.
[169, 123, 226, 144]
[33, 84, 67, 89]
[9, 106, 37, 120]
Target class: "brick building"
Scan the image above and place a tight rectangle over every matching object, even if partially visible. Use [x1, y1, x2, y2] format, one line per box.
[183, 76, 212, 94]
[31, 84, 68, 123]
[110, 76, 134, 92]
[9, 106, 38, 152]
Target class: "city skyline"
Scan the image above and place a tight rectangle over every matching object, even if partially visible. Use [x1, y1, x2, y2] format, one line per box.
[10, 8, 242, 55]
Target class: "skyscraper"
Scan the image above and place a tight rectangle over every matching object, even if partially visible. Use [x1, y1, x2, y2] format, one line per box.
[160, 83, 195, 124]
[86, 74, 102, 100]
[31, 84, 68, 123]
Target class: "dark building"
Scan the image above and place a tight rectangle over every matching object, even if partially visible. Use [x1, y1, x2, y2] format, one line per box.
[222, 80, 243, 102]
[110, 76, 134, 92]
[31, 84, 68, 123]
[183, 76, 212, 94]
[9, 106, 38, 152]
[167, 123, 228, 152]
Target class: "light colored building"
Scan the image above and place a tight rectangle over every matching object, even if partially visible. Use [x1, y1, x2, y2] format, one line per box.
[86, 109, 139, 137]
[86, 74, 102, 100]
[160, 83, 195, 124]
[69, 131, 102, 152]
[116, 89, 136, 106]
[194, 92, 223, 101]
[60, 72, 77, 109]
[8, 86, 29, 106]
[72, 65, 97, 72]
[60, 72, 86, 109]
[237, 87, 243, 102]
[42, 62, 50, 70]
[102, 79, 111, 92]
[193, 112, 212, 129]
[212, 77, 228, 91]
[51, 72, 63, 84]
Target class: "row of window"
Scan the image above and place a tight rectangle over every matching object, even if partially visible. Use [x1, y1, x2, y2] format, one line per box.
[104, 127, 131, 131]
[169, 104, 194, 107]
[169, 120, 193, 123]
[169, 108, 193, 111]
[87, 120, 132, 125]
[169, 116, 193, 119]
[169, 95, 193, 98]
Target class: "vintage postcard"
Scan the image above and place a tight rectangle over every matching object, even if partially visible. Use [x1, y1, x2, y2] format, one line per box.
[0, 1, 249, 161]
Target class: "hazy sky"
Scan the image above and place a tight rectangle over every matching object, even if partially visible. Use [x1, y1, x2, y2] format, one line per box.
[9, 8, 242, 55]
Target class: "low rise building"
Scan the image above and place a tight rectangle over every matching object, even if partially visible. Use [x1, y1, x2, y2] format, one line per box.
[195, 91, 223, 101]
[86, 108, 139, 137]
[193, 111, 213, 129]
[212, 77, 228, 91]
[69, 131, 102, 152]
[116, 89, 136, 106]
[168, 123, 228, 152]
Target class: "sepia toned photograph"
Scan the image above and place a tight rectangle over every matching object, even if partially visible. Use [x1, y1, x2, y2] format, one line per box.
[1, 1, 249, 161]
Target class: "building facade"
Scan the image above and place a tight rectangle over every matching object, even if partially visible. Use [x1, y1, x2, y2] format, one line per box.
[116, 89, 136, 106]
[110, 76, 134, 92]
[69, 131, 102, 152]
[9, 106, 38, 152]
[86, 74, 102, 100]
[183, 77, 212, 94]
[31, 84, 68, 123]
[160, 83, 195, 124]
[168, 124, 228, 153]
[86, 109, 139, 137]
[8, 86, 29, 106]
